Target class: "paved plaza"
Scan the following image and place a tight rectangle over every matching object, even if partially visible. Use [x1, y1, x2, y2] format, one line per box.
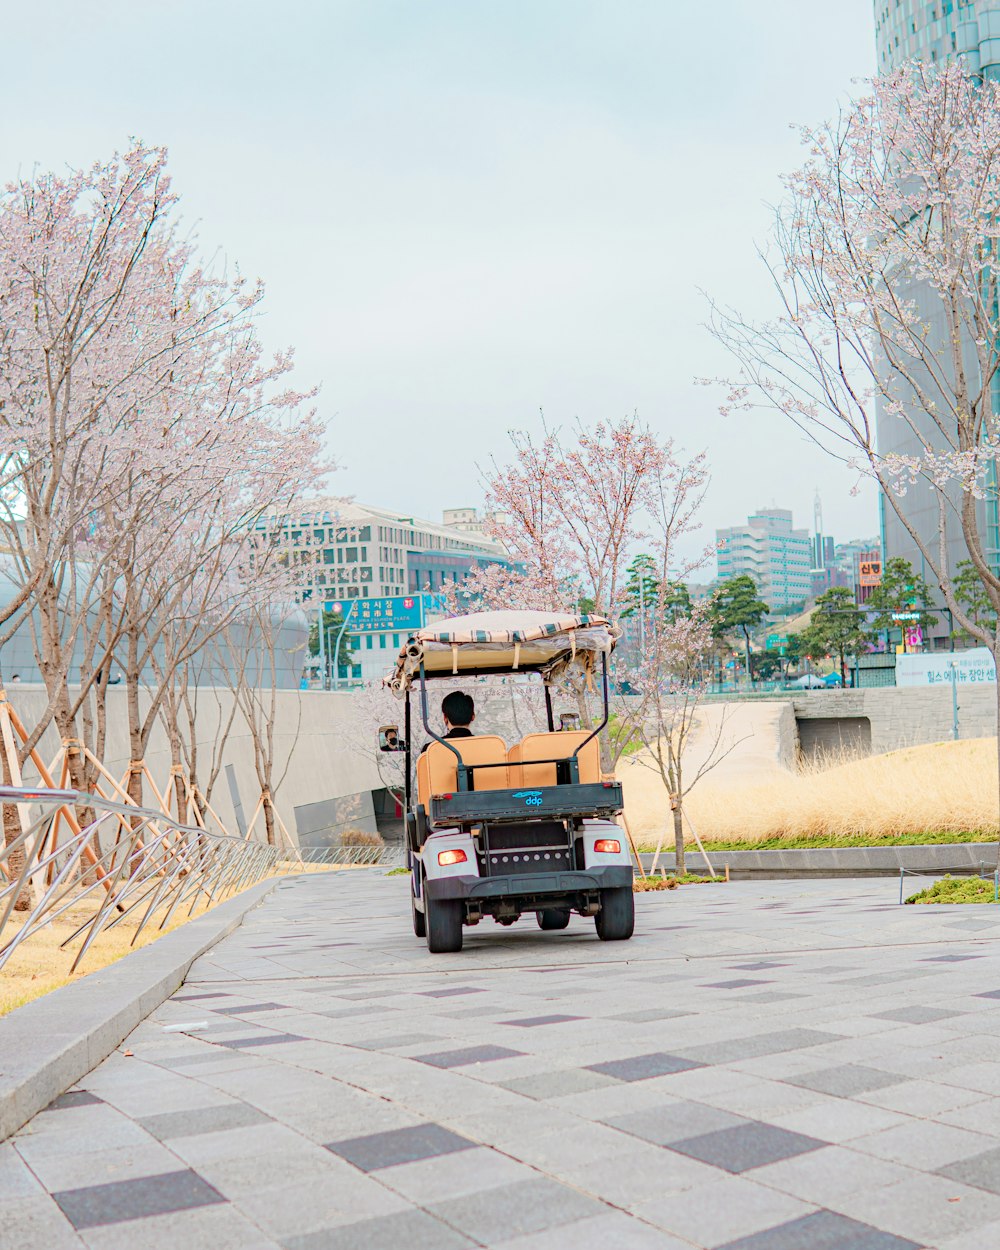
[8, 873, 1000, 1248]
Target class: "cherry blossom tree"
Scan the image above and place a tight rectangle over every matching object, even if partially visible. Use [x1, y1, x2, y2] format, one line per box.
[708, 61, 1000, 817]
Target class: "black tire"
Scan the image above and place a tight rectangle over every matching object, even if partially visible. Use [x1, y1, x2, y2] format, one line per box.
[411, 892, 427, 938]
[537, 909, 570, 931]
[595, 886, 635, 941]
[426, 894, 463, 953]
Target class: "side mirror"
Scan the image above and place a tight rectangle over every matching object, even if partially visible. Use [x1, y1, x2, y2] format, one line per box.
[378, 724, 405, 752]
[559, 712, 581, 732]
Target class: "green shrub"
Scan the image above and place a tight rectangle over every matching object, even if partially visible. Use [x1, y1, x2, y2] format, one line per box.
[905, 875, 997, 905]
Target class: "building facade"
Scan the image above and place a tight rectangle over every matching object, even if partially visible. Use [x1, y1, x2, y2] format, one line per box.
[715, 508, 814, 610]
[262, 501, 512, 681]
[874, 2, 1000, 599]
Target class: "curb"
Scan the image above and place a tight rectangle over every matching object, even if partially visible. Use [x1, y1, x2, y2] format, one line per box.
[639, 842, 1000, 880]
[0, 877, 279, 1142]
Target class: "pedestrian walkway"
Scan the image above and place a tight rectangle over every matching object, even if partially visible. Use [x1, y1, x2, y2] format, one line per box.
[7, 873, 1000, 1249]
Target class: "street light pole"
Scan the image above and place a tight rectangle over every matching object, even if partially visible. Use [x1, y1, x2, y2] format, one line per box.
[331, 601, 356, 690]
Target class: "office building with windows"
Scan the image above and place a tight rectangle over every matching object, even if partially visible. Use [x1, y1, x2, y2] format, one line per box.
[262, 501, 512, 680]
[874, 2, 1000, 599]
[715, 508, 814, 610]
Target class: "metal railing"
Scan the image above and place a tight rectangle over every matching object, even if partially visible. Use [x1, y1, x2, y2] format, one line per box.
[0, 785, 282, 973]
[295, 843, 406, 868]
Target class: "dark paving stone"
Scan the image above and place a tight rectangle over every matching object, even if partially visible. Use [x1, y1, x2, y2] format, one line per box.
[45, 1090, 103, 1111]
[138, 1103, 270, 1140]
[417, 986, 486, 998]
[938, 1144, 1000, 1194]
[716, 1209, 921, 1249]
[52, 1169, 226, 1229]
[172, 992, 230, 1001]
[324, 1123, 476, 1171]
[286, 1208, 477, 1250]
[500, 1015, 583, 1027]
[975, 989, 1000, 1000]
[787, 1065, 907, 1098]
[675, 1029, 844, 1066]
[416, 1045, 524, 1068]
[922, 954, 984, 962]
[668, 1121, 827, 1174]
[703, 978, 773, 989]
[584, 1052, 704, 1082]
[216, 1032, 307, 1048]
[869, 1005, 956, 1024]
[212, 1002, 287, 1015]
[427, 1177, 605, 1243]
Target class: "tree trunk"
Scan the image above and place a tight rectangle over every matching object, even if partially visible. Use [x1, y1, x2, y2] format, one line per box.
[673, 801, 685, 875]
[262, 791, 276, 847]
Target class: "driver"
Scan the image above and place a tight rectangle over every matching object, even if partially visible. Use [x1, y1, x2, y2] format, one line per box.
[441, 690, 475, 739]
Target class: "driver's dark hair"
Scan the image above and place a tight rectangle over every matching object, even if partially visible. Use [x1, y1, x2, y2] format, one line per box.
[442, 690, 474, 727]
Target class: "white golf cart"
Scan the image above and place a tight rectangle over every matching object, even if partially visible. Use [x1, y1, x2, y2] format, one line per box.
[381, 610, 634, 953]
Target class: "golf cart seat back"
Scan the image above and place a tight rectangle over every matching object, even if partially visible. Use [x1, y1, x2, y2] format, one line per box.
[507, 731, 601, 788]
[417, 736, 510, 808]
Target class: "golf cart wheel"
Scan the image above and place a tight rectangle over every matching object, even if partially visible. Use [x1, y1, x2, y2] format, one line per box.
[426, 895, 463, 953]
[537, 909, 570, 931]
[595, 886, 634, 941]
[411, 892, 426, 938]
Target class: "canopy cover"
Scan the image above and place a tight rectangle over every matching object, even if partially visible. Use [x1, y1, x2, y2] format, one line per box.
[387, 610, 619, 694]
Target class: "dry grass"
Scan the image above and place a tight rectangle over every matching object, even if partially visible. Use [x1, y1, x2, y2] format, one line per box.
[623, 738, 1000, 849]
[0, 863, 335, 1017]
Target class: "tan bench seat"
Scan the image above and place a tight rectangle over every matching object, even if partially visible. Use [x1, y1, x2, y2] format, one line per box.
[416, 736, 509, 809]
[507, 730, 602, 788]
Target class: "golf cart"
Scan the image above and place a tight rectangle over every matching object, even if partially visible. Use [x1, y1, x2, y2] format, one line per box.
[383, 610, 634, 953]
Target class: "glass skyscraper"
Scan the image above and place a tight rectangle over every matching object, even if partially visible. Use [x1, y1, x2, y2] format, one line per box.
[873, 1, 1000, 634]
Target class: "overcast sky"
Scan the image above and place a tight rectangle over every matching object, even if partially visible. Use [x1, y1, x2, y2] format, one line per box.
[1, 1, 877, 559]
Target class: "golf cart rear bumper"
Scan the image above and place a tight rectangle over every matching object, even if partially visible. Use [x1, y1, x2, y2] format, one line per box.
[425, 866, 633, 902]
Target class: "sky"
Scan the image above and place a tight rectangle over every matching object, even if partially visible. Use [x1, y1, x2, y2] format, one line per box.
[0, 0, 878, 560]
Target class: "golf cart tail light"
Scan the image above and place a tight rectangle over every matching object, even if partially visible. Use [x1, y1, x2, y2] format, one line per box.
[602, 781, 613, 788]
[438, 848, 468, 866]
[594, 839, 621, 854]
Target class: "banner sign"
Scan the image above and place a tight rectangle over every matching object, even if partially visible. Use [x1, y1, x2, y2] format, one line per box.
[896, 647, 996, 687]
[859, 559, 882, 587]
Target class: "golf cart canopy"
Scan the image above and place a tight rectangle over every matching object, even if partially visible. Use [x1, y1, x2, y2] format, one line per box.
[387, 610, 618, 694]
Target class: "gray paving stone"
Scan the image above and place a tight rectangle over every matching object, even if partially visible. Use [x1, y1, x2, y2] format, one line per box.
[284, 1208, 476, 1250]
[216, 1032, 307, 1048]
[52, 1169, 226, 1229]
[324, 1123, 476, 1171]
[138, 1102, 270, 1140]
[787, 1065, 908, 1098]
[608, 1008, 693, 1022]
[715, 1209, 921, 1249]
[349, 1033, 442, 1050]
[584, 1052, 704, 1082]
[669, 1122, 828, 1174]
[45, 1092, 103, 1111]
[675, 1029, 846, 1066]
[499, 1015, 583, 1027]
[0, 1195, 84, 1250]
[607, 1101, 752, 1146]
[938, 1145, 1000, 1194]
[427, 1177, 607, 1243]
[498, 1068, 619, 1100]
[870, 1005, 958, 1024]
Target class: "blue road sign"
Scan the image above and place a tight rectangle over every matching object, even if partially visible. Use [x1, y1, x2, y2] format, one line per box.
[324, 595, 425, 634]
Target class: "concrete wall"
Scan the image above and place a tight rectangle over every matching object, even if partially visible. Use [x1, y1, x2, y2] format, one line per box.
[790, 686, 998, 754]
[5, 685, 384, 847]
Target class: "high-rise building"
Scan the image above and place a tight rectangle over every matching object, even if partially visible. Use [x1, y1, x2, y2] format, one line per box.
[874, 3, 1000, 610]
[715, 508, 814, 610]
